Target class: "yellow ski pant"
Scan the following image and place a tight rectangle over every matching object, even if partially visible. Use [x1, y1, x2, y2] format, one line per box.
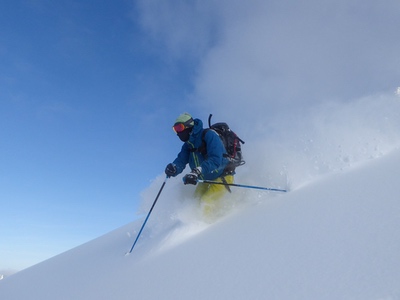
[194, 175, 234, 215]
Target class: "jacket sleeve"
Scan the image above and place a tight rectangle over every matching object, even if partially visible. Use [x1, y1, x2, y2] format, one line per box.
[172, 143, 190, 175]
[200, 130, 227, 177]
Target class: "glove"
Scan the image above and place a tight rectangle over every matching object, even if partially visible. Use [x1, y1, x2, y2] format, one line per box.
[183, 167, 202, 185]
[165, 163, 177, 177]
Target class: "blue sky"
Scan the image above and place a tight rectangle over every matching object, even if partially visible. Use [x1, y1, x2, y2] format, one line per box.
[2, 0, 400, 273]
[0, 0, 195, 271]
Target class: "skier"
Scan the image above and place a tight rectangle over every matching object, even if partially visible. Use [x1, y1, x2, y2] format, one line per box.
[165, 113, 234, 215]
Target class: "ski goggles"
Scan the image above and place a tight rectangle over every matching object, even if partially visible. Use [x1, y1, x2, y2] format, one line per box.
[173, 123, 186, 133]
[172, 119, 194, 133]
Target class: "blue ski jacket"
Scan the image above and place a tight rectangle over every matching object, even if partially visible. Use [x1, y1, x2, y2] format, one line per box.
[172, 118, 230, 180]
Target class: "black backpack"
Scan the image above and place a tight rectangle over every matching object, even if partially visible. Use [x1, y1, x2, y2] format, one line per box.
[197, 114, 245, 174]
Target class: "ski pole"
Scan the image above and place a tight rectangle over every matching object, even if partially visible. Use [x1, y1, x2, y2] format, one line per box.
[127, 176, 168, 254]
[198, 179, 287, 192]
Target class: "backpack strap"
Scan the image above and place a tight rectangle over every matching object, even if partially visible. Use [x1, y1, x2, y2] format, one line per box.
[189, 128, 237, 177]
[188, 129, 209, 155]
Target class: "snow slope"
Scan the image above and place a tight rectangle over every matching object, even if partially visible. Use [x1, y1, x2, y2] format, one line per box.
[1, 147, 400, 299]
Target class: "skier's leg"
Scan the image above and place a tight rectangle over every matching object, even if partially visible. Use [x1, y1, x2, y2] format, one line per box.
[199, 175, 234, 217]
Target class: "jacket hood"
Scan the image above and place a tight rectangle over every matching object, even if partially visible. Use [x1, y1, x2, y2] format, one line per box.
[188, 118, 203, 142]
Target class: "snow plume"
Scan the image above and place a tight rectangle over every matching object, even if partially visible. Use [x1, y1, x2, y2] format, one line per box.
[241, 93, 400, 189]
[136, 172, 251, 252]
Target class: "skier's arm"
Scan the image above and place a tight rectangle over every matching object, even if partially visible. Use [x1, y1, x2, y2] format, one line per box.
[173, 143, 190, 175]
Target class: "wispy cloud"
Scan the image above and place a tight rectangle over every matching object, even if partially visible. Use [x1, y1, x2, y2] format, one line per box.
[135, 0, 222, 60]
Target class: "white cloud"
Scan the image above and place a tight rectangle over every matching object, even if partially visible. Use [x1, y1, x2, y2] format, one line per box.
[192, 0, 400, 115]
